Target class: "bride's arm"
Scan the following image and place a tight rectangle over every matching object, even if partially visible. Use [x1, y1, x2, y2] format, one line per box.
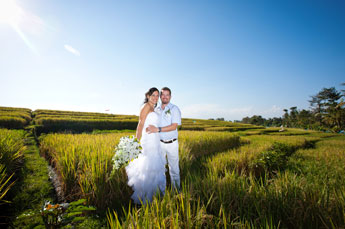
[136, 104, 150, 140]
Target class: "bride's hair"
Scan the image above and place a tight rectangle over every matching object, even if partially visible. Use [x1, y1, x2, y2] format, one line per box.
[144, 87, 159, 106]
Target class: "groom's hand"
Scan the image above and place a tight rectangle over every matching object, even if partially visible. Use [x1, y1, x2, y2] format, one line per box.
[146, 125, 158, 134]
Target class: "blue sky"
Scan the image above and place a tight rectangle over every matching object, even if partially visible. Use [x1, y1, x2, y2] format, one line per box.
[1, 0, 344, 120]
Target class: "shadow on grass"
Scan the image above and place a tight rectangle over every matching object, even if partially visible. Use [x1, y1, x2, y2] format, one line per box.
[179, 135, 243, 185]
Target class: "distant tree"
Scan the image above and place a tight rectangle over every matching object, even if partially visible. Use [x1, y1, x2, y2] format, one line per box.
[289, 106, 298, 127]
[283, 109, 289, 127]
[309, 91, 325, 127]
[216, 118, 225, 121]
[241, 116, 281, 127]
[338, 83, 345, 108]
[241, 116, 250, 124]
[340, 83, 345, 129]
[239, 85, 344, 131]
[248, 115, 265, 126]
[310, 87, 343, 131]
[271, 117, 283, 127]
[264, 118, 274, 127]
[297, 109, 313, 129]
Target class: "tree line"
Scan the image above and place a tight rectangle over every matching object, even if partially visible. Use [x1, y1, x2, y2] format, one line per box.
[240, 83, 345, 132]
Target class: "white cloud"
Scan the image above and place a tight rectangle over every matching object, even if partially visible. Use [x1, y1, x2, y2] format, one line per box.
[64, 44, 80, 56]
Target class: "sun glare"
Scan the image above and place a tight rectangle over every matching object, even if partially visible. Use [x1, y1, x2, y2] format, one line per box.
[0, 0, 43, 55]
[0, 0, 22, 25]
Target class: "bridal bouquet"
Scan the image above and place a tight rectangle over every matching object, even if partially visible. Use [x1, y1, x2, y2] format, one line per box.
[111, 135, 142, 173]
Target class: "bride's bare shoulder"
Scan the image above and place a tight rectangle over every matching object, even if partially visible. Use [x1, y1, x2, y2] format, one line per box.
[139, 103, 150, 117]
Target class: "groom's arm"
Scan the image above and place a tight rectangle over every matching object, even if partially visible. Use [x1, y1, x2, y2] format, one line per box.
[146, 123, 178, 133]
[147, 106, 181, 134]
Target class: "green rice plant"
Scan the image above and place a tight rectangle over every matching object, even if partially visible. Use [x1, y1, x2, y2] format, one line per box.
[205, 126, 264, 132]
[38, 128, 345, 228]
[200, 132, 345, 227]
[106, 183, 249, 228]
[39, 132, 129, 208]
[1, 106, 265, 133]
[39, 131, 241, 211]
[30, 108, 265, 135]
[179, 131, 241, 159]
[252, 142, 301, 175]
[33, 109, 136, 118]
[0, 116, 28, 129]
[0, 107, 32, 129]
[179, 125, 205, 131]
[0, 107, 31, 113]
[0, 164, 15, 204]
[0, 128, 27, 224]
[0, 111, 32, 122]
[0, 129, 26, 174]
[34, 118, 139, 135]
[32, 109, 140, 135]
[178, 131, 241, 181]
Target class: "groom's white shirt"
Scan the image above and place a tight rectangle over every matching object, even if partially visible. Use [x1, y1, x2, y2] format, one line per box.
[155, 102, 181, 140]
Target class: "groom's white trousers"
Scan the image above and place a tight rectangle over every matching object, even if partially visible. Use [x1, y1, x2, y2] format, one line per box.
[160, 140, 180, 189]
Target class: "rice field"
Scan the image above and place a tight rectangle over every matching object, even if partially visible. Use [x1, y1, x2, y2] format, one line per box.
[1, 107, 345, 228]
[0, 107, 32, 129]
[1, 107, 262, 135]
[39, 129, 345, 228]
[0, 128, 26, 204]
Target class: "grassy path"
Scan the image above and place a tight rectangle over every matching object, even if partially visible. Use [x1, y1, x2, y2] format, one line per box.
[8, 129, 55, 228]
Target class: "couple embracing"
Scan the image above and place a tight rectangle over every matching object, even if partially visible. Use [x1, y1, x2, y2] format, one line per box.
[125, 87, 181, 204]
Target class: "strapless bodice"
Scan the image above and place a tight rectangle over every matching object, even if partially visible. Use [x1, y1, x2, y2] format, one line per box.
[143, 111, 159, 129]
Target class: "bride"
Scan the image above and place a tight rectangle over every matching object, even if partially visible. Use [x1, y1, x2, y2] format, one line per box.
[125, 87, 166, 204]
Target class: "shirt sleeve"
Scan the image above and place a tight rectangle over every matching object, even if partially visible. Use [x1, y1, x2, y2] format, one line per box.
[171, 106, 182, 125]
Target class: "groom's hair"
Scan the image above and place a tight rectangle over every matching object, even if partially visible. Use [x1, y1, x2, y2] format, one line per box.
[161, 87, 171, 96]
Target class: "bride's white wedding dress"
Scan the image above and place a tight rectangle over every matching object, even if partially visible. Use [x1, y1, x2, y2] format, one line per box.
[125, 111, 166, 204]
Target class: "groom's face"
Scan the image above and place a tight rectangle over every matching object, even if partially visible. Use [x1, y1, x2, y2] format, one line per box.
[160, 90, 171, 105]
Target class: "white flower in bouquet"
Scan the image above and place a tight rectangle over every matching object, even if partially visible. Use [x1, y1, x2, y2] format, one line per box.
[111, 135, 142, 173]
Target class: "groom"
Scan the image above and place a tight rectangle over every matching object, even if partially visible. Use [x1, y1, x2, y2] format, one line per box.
[146, 87, 182, 190]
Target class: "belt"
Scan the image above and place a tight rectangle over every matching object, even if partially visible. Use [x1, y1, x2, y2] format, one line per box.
[160, 138, 177, 144]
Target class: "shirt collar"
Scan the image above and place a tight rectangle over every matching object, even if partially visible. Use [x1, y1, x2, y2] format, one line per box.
[159, 102, 172, 110]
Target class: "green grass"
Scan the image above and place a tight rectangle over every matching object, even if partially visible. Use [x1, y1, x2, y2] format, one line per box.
[8, 132, 55, 228]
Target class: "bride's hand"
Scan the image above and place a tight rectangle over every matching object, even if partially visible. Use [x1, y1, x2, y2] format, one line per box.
[146, 125, 158, 134]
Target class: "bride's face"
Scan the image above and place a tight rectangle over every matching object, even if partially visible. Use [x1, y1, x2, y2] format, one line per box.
[147, 91, 159, 105]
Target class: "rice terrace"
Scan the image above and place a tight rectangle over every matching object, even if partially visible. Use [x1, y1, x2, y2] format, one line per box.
[1, 0, 345, 228]
[0, 106, 344, 228]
